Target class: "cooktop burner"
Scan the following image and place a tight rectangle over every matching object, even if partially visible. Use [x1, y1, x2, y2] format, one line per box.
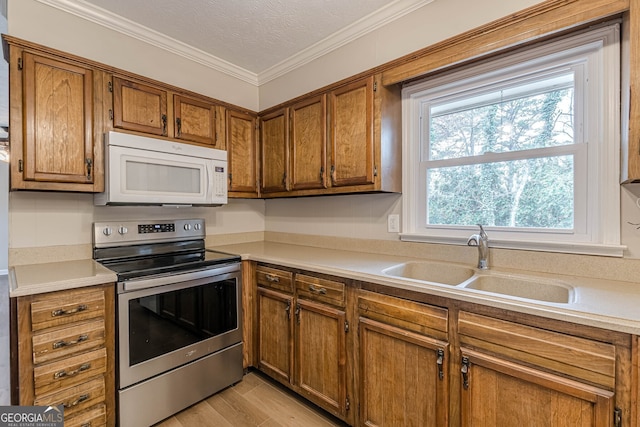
[92, 219, 240, 280]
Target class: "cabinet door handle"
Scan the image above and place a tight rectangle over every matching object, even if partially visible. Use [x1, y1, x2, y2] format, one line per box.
[285, 300, 291, 319]
[51, 304, 88, 317]
[295, 304, 301, 324]
[53, 334, 89, 349]
[265, 274, 280, 283]
[176, 117, 182, 136]
[436, 349, 444, 380]
[54, 363, 91, 380]
[161, 114, 167, 135]
[330, 165, 336, 186]
[461, 356, 470, 389]
[63, 393, 89, 408]
[85, 158, 92, 180]
[308, 284, 327, 295]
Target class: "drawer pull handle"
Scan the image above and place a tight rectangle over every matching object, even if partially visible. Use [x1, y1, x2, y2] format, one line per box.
[53, 334, 89, 349]
[54, 363, 91, 380]
[309, 285, 327, 295]
[265, 274, 280, 283]
[51, 304, 88, 317]
[63, 393, 89, 408]
[81, 423, 91, 427]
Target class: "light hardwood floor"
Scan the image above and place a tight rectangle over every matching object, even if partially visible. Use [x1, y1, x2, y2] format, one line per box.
[154, 371, 349, 427]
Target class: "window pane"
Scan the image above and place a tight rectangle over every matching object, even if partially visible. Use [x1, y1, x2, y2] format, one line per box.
[428, 75, 574, 161]
[426, 155, 574, 229]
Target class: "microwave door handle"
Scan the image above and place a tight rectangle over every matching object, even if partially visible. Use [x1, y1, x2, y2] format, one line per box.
[206, 163, 213, 201]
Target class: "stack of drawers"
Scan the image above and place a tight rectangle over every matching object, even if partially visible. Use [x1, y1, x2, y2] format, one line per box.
[15, 285, 114, 427]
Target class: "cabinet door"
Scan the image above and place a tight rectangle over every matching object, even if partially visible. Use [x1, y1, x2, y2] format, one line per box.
[112, 76, 168, 136]
[295, 298, 347, 417]
[260, 108, 289, 193]
[173, 94, 217, 146]
[21, 52, 94, 185]
[257, 287, 293, 385]
[359, 317, 448, 427]
[227, 109, 258, 195]
[290, 95, 327, 190]
[329, 76, 374, 187]
[460, 348, 614, 427]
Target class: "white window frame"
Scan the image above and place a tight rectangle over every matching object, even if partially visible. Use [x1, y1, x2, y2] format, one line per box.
[401, 24, 623, 257]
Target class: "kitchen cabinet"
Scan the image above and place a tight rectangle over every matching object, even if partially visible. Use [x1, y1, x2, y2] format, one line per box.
[7, 43, 106, 192]
[11, 284, 116, 427]
[357, 290, 449, 426]
[255, 265, 351, 422]
[227, 109, 259, 197]
[258, 73, 400, 198]
[173, 94, 220, 147]
[329, 76, 374, 187]
[457, 311, 617, 426]
[260, 108, 289, 194]
[112, 77, 223, 148]
[289, 95, 327, 191]
[112, 76, 168, 136]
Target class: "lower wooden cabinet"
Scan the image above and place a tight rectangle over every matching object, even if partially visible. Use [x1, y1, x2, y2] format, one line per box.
[358, 291, 449, 427]
[11, 284, 116, 427]
[252, 263, 635, 427]
[255, 265, 351, 422]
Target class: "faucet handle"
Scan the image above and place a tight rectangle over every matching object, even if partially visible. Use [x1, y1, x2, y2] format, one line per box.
[477, 224, 487, 239]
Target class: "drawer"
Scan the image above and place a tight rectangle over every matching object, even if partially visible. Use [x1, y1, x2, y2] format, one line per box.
[358, 290, 448, 340]
[34, 376, 105, 417]
[62, 403, 107, 427]
[296, 274, 345, 307]
[30, 288, 105, 332]
[458, 311, 616, 389]
[34, 348, 107, 396]
[33, 319, 105, 365]
[256, 266, 293, 293]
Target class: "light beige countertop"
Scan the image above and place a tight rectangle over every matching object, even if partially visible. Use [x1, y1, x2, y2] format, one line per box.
[9, 259, 117, 297]
[211, 241, 640, 335]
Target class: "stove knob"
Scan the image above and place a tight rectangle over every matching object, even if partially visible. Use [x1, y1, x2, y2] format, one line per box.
[118, 226, 128, 235]
[184, 224, 192, 231]
[103, 226, 113, 236]
[194, 223, 201, 231]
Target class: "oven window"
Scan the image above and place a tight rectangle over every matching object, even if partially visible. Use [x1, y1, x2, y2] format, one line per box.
[128, 279, 238, 366]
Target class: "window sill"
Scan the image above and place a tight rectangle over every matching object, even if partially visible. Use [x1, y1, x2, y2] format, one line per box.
[399, 233, 626, 257]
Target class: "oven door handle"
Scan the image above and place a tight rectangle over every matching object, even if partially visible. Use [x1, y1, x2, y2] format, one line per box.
[119, 263, 240, 292]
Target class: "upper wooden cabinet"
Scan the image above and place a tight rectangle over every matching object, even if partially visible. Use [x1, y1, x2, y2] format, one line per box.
[258, 74, 400, 198]
[112, 76, 168, 136]
[290, 95, 327, 191]
[112, 77, 223, 148]
[227, 109, 259, 197]
[260, 108, 289, 194]
[329, 77, 374, 187]
[173, 94, 219, 147]
[8, 45, 105, 192]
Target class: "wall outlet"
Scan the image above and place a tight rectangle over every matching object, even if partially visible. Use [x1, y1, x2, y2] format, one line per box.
[387, 214, 400, 233]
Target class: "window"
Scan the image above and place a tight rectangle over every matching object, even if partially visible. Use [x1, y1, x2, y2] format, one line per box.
[402, 24, 622, 256]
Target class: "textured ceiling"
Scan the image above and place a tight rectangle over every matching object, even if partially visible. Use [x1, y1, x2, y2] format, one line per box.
[79, 0, 399, 74]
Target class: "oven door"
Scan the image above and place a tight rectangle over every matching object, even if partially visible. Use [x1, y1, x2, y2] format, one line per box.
[117, 264, 242, 389]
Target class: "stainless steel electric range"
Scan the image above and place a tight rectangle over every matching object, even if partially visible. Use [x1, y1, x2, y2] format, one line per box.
[93, 218, 243, 427]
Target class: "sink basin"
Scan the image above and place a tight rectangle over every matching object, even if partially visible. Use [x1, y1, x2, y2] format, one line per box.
[462, 275, 573, 303]
[383, 261, 475, 286]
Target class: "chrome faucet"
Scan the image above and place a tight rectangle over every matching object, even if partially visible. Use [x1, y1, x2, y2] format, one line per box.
[467, 224, 489, 270]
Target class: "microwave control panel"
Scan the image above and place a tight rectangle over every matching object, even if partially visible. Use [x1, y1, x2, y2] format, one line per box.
[214, 165, 226, 197]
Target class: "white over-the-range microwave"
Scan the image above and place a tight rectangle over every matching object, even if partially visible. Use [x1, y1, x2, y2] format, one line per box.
[94, 131, 228, 207]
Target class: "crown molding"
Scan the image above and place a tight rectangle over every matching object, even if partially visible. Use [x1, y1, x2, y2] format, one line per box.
[34, 0, 260, 85]
[34, 0, 434, 87]
[257, 0, 434, 84]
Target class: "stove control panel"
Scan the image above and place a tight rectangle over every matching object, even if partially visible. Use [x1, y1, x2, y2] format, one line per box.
[93, 219, 206, 247]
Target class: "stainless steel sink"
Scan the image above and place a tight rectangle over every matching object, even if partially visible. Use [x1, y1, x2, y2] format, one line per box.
[383, 261, 475, 286]
[462, 275, 574, 303]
